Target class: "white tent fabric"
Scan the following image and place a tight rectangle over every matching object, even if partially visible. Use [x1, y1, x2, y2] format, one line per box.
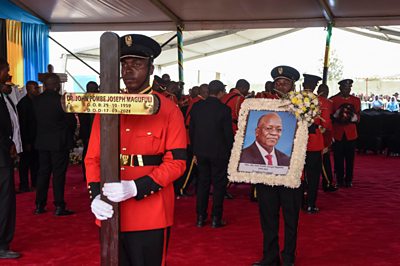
[11, 0, 400, 31]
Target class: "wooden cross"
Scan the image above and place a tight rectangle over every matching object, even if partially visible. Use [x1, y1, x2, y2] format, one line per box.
[62, 32, 159, 265]
[99, 32, 120, 266]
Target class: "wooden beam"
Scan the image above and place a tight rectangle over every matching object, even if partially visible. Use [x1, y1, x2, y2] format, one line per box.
[99, 32, 120, 266]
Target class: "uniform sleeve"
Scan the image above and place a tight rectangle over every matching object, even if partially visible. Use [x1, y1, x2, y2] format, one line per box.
[353, 97, 362, 123]
[135, 105, 187, 199]
[320, 99, 332, 131]
[84, 114, 101, 200]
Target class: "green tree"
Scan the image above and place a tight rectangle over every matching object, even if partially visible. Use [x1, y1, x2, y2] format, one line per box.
[319, 49, 344, 81]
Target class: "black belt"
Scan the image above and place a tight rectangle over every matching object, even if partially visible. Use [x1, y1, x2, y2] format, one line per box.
[120, 154, 163, 167]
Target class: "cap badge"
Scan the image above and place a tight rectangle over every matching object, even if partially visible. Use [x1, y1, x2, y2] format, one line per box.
[278, 67, 283, 75]
[125, 36, 133, 47]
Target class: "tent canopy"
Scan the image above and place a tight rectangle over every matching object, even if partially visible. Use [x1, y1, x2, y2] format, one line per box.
[11, 0, 400, 31]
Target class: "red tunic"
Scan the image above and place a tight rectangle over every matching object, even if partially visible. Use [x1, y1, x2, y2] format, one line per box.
[330, 94, 361, 141]
[178, 95, 191, 109]
[307, 96, 332, 152]
[185, 96, 204, 145]
[319, 97, 334, 149]
[221, 89, 245, 134]
[85, 90, 186, 232]
[255, 92, 277, 99]
[162, 91, 178, 105]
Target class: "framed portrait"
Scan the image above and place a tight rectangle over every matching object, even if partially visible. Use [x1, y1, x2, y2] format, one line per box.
[228, 98, 309, 188]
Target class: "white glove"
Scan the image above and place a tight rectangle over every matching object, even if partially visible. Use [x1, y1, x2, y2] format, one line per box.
[350, 113, 358, 122]
[102, 180, 137, 203]
[91, 195, 114, 220]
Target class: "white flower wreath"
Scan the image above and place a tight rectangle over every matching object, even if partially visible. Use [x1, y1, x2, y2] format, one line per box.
[227, 98, 309, 188]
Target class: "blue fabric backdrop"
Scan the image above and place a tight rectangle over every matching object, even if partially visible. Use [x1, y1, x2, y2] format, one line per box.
[22, 23, 49, 83]
[0, 0, 45, 24]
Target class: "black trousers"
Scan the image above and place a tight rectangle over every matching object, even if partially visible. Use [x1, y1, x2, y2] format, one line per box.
[0, 166, 16, 250]
[18, 148, 39, 190]
[174, 145, 197, 195]
[35, 150, 69, 208]
[196, 156, 228, 219]
[255, 184, 302, 265]
[120, 228, 170, 266]
[81, 138, 89, 180]
[333, 137, 356, 184]
[304, 151, 322, 208]
[321, 150, 334, 188]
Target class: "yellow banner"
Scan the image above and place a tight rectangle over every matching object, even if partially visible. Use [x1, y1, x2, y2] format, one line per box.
[62, 93, 159, 115]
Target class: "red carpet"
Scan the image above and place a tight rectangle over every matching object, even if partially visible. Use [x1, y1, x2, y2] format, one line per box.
[3, 154, 400, 265]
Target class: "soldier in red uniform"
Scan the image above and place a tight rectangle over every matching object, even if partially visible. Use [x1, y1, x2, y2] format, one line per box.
[317, 84, 338, 192]
[301, 74, 332, 214]
[256, 81, 275, 98]
[221, 79, 250, 134]
[163, 81, 179, 105]
[253, 65, 302, 266]
[330, 79, 361, 188]
[85, 34, 187, 266]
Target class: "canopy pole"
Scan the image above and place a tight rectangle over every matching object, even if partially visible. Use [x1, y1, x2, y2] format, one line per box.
[322, 23, 333, 85]
[177, 25, 184, 84]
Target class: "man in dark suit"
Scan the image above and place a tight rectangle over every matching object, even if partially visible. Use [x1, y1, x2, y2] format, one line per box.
[78, 81, 99, 180]
[0, 58, 20, 259]
[17, 80, 40, 192]
[33, 73, 77, 216]
[240, 113, 290, 166]
[189, 80, 234, 228]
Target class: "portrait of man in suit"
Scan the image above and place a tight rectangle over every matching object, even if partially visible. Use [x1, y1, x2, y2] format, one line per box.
[240, 112, 291, 168]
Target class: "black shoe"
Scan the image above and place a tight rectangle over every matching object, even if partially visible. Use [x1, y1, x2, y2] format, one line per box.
[196, 215, 207, 227]
[224, 192, 234, 200]
[306, 206, 319, 214]
[34, 205, 46, 215]
[0, 249, 20, 259]
[211, 217, 226, 228]
[323, 185, 338, 192]
[55, 207, 74, 216]
[345, 181, 353, 188]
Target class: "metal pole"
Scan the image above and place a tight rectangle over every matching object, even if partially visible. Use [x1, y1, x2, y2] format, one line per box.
[177, 25, 184, 84]
[161, 33, 177, 48]
[322, 23, 333, 85]
[48, 35, 100, 76]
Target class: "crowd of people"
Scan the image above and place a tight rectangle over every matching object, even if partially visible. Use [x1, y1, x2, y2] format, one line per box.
[356, 93, 400, 111]
[0, 33, 363, 265]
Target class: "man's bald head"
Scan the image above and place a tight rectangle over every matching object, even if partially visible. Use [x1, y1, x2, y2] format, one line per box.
[43, 73, 61, 92]
[255, 112, 283, 153]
